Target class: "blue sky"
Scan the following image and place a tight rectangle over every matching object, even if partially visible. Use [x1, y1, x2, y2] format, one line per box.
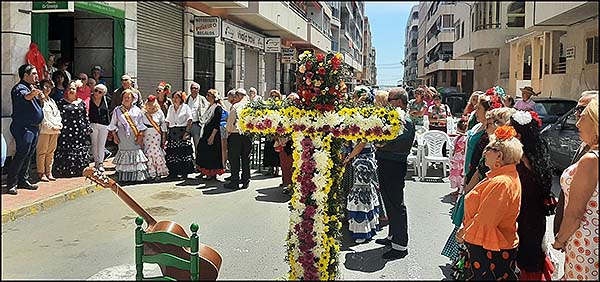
[366, 1, 418, 86]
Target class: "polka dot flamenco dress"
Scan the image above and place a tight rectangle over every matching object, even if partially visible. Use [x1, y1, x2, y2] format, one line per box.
[53, 98, 91, 177]
[560, 150, 599, 281]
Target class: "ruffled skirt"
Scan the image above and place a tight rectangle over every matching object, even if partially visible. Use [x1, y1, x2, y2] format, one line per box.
[113, 130, 149, 182]
[142, 128, 169, 178]
[165, 127, 194, 176]
[346, 152, 380, 240]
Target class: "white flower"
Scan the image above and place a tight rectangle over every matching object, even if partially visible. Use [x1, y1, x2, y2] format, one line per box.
[312, 173, 328, 191]
[313, 150, 330, 171]
[312, 189, 327, 206]
[512, 110, 532, 125]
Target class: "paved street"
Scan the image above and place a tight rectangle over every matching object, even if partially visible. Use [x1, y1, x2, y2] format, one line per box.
[1, 171, 564, 280]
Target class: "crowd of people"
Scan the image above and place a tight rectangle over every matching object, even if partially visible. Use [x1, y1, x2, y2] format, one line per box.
[7, 61, 599, 280]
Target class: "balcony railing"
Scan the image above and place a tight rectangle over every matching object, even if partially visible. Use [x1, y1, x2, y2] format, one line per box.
[474, 22, 501, 31]
[552, 62, 567, 74]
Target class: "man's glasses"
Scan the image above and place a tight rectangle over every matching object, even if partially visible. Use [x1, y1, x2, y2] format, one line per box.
[575, 105, 586, 115]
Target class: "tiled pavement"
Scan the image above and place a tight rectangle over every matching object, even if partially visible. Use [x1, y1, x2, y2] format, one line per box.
[1, 158, 115, 223]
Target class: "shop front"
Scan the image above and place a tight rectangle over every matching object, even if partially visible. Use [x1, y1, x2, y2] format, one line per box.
[221, 20, 265, 95]
[31, 1, 125, 92]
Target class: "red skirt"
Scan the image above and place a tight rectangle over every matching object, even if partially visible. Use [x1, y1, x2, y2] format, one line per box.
[519, 255, 555, 281]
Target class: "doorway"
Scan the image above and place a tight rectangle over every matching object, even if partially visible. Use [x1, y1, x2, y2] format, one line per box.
[194, 37, 216, 95]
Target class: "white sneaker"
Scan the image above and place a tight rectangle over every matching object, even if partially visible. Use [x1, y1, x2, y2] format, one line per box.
[355, 238, 366, 244]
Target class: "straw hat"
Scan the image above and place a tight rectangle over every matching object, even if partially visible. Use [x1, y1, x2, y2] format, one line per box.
[519, 86, 541, 96]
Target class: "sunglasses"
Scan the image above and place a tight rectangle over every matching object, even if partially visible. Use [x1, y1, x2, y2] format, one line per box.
[575, 105, 586, 114]
[387, 97, 400, 102]
[191, 87, 199, 90]
[93, 89, 103, 93]
[79, 77, 87, 80]
[121, 79, 129, 82]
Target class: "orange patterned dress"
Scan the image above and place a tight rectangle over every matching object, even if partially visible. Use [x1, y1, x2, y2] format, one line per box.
[559, 151, 599, 281]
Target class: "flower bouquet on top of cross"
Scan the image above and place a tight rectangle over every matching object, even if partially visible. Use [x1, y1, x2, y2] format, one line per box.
[294, 51, 348, 112]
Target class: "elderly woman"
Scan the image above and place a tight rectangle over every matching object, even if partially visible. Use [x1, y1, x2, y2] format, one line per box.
[107, 89, 149, 182]
[408, 88, 427, 126]
[262, 90, 282, 177]
[195, 89, 225, 180]
[142, 95, 169, 180]
[553, 98, 598, 281]
[374, 90, 389, 107]
[457, 125, 523, 281]
[508, 110, 555, 280]
[53, 80, 91, 177]
[344, 86, 382, 244]
[165, 90, 195, 179]
[89, 84, 111, 171]
[36, 79, 62, 181]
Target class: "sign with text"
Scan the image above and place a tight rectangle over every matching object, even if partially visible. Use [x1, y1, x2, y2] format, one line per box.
[565, 47, 575, 60]
[281, 48, 297, 64]
[265, 37, 281, 53]
[222, 21, 264, 50]
[32, 1, 74, 13]
[194, 16, 220, 37]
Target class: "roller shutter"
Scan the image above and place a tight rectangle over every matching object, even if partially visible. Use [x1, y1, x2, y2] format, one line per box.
[137, 1, 183, 99]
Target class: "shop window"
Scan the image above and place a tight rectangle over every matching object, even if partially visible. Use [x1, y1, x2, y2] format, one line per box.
[507, 2, 525, 28]
[586, 36, 599, 64]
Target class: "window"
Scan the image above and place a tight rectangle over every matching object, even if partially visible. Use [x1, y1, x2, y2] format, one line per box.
[461, 22, 465, 38]
[586, 36, 599, 64]
[442, 14, 454, 29]
[455, 21, 461, 40]
[474, 1, 501, 30]
[507, 2, 525, 28]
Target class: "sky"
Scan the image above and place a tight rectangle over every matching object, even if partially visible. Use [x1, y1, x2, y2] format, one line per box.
[365, 1, 418, 86]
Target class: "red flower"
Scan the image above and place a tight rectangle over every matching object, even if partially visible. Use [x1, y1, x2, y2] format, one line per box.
[529, 111, 542, 128]
[315, 104, 323, 111]
[306, 71, 314, 80]
[316, 53, 325, 62]
[318, 67, 326, 76]
[306, 60, 313, 70]
[324, 104, 334, 111]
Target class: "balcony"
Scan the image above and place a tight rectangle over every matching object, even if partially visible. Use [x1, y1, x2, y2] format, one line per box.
[198, 1, 248, 9]
[528, 2, 598, 29]
[308, 21, 331, 52]
[228, 2, 308, 41]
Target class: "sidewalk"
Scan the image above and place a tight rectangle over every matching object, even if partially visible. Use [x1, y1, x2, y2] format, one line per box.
[1, 159, 115, 224]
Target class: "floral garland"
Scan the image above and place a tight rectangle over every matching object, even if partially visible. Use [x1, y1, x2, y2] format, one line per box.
[295, 51, 347, 112]
[239, 105, 404, 143]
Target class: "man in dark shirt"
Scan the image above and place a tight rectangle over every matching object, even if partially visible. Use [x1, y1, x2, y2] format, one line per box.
[109, 74, 141, 113]
[6, 64, 44, 195]
[374, 87, 416, 260]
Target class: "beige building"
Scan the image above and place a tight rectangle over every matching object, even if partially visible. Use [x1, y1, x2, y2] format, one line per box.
[454, 1, 598, 99]
[507, 1, 598, 100]
[417, 1, 474, 94]
[403, 5, 419, 87]
[361, 17, 376, 85]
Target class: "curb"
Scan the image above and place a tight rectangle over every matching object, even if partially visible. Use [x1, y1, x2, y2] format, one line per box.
[2, 184, 104, 224]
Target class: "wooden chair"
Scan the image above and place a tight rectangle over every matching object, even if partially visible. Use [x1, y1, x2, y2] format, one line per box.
[135, 217, 200, 281]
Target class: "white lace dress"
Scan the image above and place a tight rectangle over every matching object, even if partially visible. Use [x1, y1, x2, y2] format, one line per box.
[142, 111, 169, 179]
[559, 150, 599, 281]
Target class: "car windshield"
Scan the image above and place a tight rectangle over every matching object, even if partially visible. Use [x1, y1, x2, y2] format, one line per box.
[534, 101, 577, 116]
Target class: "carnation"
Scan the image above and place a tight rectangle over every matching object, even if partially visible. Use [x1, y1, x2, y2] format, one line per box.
[512, 110, 532, 126]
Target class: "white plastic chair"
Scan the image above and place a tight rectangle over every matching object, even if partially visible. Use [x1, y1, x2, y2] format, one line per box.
[421, 130, 452, 178]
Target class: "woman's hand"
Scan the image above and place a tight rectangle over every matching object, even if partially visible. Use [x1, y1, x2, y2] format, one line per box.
[551, 240, 565, 252]
[136, 134, 144, 145]
[456, 228, 465, 244]
[113, 134, 120, 145]
[208, 135, 215, 146]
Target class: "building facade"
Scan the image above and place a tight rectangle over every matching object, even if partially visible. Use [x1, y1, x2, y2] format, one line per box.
[417, 1, 474, 94]
[2, 1, 374, 158]
[453, 1, 598, 99]
[403, 5, 419, 88]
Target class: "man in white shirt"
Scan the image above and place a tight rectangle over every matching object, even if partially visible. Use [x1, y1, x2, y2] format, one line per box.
[224, 88, 251, 189]
[187, 82, 209, 152]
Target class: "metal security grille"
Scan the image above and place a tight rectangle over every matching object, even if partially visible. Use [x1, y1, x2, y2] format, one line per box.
[137, 1, 183, 99]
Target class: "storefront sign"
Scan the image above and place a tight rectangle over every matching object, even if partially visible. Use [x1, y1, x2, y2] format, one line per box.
[32, 1, 74, 13]
[265, 37, 281, 53]
[565, 47, 575, 60]
[281, 48, 297, 64]
[74, 1, 125, 19]
[222, 21, 264, 50]
[194, 17, 220, 37]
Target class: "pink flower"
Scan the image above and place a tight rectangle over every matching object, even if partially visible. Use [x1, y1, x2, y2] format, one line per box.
[349, 125, 361, 134]
[373, 126, 383, 136]
[264, 118, 272, 128]
[304, 205, 316, 218]
[276, 126, 286, 134]
[246, 123, 254, 130]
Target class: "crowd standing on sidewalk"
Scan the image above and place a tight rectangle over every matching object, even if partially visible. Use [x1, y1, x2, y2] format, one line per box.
[4, 61, 599, 281]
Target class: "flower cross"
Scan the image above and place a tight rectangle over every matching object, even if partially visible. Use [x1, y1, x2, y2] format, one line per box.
[239, 51, 404, 280]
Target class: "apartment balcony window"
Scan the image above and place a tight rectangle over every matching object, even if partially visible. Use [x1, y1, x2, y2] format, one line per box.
[473, 2, 501, 31]
[507, 2, 525, 28]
